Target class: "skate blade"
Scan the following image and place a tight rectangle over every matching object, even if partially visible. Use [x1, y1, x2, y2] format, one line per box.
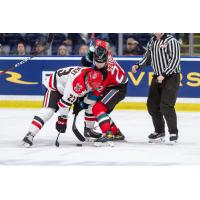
[168, 140, 178, 145]
[21, 141, 32, 148]
[94, 141, 114, 147]
[113, 139, 127, 143]
[148, 137, 165, 144]
[85, 137, 96, 142]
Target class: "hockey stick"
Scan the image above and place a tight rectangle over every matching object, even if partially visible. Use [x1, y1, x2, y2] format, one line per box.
[54, 114, 85, 147]
[71, 33, 95, 142]
[0, 33, 54, 75]
[55, 131, 61, 147]
[72, 113, 86, 142]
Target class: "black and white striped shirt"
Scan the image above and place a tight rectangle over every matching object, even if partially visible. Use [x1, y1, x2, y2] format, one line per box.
[137, 34, 181, 76]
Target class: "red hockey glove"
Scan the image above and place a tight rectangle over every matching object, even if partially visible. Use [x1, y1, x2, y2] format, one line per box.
[56, 116, 67, 133]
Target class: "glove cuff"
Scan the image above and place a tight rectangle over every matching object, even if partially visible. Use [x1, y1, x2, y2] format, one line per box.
[58, 116, 67, 122]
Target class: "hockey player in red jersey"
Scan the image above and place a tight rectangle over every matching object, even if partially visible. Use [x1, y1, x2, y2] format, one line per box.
[22, 66, 103, 147]
[77, 39, 128, 144]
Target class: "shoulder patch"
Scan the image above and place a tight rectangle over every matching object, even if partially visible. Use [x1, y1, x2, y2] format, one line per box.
[73, 83, 83, 94]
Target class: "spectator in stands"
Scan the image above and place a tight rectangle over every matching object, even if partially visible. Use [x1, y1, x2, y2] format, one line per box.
[33, 39, 47, 56]
[57, 44, 69, 56]
[0, 44, 4, 55]
[0, 43, 10, 55]
[16, 41, 26, 56]
[62, 39, 72, 54]
[68, 33, 89, 54]
[78, 44, 88, 56]
[108, 33, 118, 50]
[109, 45, 117, 56]
[123, 38, 146, 56]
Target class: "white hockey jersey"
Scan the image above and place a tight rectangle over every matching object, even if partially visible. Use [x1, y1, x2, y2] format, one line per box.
[45, 66, 95, 116]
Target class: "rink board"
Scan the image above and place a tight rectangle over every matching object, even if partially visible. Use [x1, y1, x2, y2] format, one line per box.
[0, 56, 199, 110]
[0, 98, 200, 111]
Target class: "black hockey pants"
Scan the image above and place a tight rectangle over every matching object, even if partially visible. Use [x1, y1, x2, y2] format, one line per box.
[147, 73, 180, 134]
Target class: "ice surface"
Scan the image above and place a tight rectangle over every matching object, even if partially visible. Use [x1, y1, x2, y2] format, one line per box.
[0, 108, 200, 166]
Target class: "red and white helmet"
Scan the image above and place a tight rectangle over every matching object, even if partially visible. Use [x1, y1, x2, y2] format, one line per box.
[86, 70, 103, 90]
[93, 39, 109, 69]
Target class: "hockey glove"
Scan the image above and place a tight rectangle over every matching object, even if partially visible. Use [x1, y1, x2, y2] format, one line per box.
[84, 39, 96, 63]
[73, 101, 89, 115]
[56, 116, 67, 133]
[89, 39, 95, 52]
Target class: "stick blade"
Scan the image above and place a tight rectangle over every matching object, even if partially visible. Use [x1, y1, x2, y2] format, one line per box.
[55, 140, 60, 147]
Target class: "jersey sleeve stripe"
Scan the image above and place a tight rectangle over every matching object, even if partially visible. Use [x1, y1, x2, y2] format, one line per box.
[49, 73, 57, 91]
[58, 98, 72, 108]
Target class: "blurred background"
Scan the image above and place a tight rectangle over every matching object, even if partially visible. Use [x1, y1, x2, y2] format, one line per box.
[0, 33, 198, 57]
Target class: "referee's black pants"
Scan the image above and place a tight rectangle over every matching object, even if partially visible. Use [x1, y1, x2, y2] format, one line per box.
[147, 73, 180, 135]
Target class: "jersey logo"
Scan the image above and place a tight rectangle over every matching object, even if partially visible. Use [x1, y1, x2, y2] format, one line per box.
[74, 83, 83, 93]
[160, 43, 167, 48]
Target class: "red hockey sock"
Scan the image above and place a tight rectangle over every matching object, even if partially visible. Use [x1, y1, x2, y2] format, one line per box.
[92, 102, 111, 133]
[111, 123, 118, 135]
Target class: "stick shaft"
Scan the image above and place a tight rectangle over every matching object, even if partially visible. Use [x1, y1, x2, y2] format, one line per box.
[0, 34, 54, 75]
[72, 114, 85, 142]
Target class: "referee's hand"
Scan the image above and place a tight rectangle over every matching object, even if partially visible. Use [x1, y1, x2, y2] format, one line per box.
[132, 65, 139, 73]
[157, 75, 165, 83]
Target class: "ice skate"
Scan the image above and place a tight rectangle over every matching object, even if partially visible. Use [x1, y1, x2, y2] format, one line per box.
[148, 132, 165, 143]
[113, 129, 125, 141]
[169, 133, 178, 144]
[84, 127, 102, 142]
[94, 131, 114, 147]
[22, 132, 34, 147]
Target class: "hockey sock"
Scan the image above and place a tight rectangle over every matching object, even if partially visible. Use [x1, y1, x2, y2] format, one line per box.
[29, 108, 55, 136]
[110, 120, 118, 135]
[92, 102, 111, 133]
[85, 106, 96, 129]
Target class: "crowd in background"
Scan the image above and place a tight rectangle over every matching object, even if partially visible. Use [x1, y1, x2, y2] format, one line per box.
[0, 33, 186, 56]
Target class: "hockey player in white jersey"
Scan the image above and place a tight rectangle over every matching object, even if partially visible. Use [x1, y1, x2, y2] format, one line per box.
[22, 66, 103, 147]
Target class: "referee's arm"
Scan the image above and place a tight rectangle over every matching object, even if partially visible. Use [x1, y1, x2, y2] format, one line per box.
[163, 39, 180, 76]
[137, 42, 151, 68]
[132, 41, 151, 73]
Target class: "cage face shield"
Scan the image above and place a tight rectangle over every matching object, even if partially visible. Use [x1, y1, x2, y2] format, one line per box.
[93, 46, 108, 69]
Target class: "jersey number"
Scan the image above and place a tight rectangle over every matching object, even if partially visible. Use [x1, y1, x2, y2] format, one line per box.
[67, 94, 76, 103]
[111, 65, 124, 83]
[57, 67, 81, 77]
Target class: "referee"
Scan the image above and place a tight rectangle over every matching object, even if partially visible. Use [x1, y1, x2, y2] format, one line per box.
[132, 33, 181, 143]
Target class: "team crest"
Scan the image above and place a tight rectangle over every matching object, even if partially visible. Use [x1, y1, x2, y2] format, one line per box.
[74, 83, 83, 93]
